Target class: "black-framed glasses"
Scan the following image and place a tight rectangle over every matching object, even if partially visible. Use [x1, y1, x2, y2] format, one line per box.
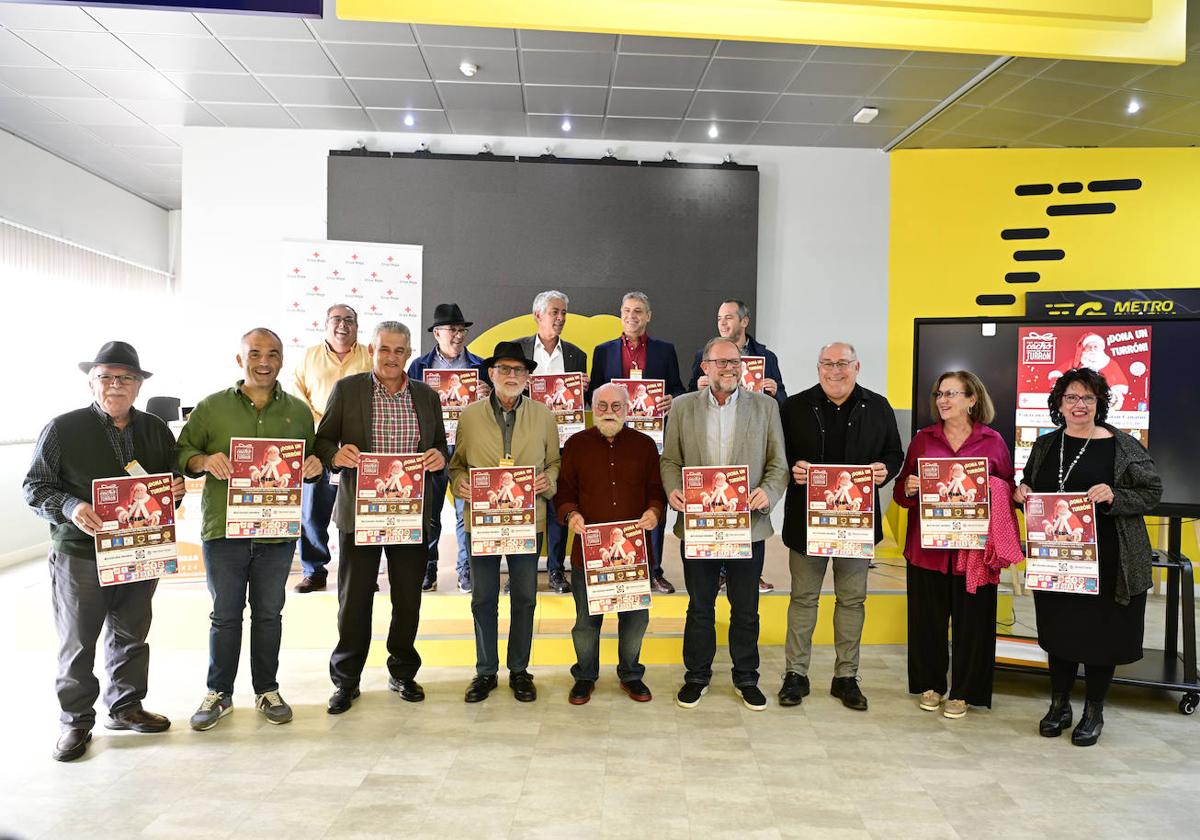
[493, 365, 528, 377]
[94, 374, 141, 386]
[1062, 394, 1098, 406]
[704, 358, 741, 369]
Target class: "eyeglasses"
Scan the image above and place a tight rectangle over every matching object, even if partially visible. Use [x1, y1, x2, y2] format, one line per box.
[327, 316, 357, 325]
[819, 360, 855, 370]
[94, 374, 141, 386]
[438, 326, 469, 336]
[493, 364, 528, 377]
[1061, 394, 1098, 406]
[704, 358, 741, 369]
[932, 390, 967, 400]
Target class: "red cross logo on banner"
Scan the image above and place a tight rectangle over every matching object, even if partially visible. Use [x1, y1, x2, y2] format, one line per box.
[351, 253, 359, 260]
[350, 287, 358, 293]
[405, 273, 412, 280]
[312, 251, 320, 258]
[292, 267, 300, 274]
[312, 285, 319, 292]
[386, 256, 394, 262]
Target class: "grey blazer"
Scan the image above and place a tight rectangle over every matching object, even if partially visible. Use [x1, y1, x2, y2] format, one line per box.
[518, 335, 589, 377]
[660, 388, 789, 542]
[314, 372, 449, 535]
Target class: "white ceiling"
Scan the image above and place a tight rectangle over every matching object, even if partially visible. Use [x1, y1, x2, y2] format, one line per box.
[0, 1, 1198, 210]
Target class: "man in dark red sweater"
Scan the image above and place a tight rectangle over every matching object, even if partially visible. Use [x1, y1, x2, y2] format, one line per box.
[554, 382, 667, 705]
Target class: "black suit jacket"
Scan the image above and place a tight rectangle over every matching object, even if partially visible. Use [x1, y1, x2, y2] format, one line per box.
[588, 336, 684, 400]
[517, 335, 589, 378]
[314, 372, 448, 535]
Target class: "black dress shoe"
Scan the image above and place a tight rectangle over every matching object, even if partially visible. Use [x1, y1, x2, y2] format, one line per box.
[831, 676, 869, 711]
[465, 674, 498, 703]
[294, 574, 327, 593]
[1071, 699, 1104, 746]
[327, 686, 360, 715]
[548, 570, 571, 594]
[1039, 693, 1073, 737]
[651, 574, 676, 594]
[388, 676, 426, 702]
[568, 679, 595, 705]
[53, 728, 91, 762]
[105, 707, 171, 733]
[621, 679, 653, 702]
[510, 671, 537, 702]
[421, 568, 437, 591]
[778, 671, 811, 707]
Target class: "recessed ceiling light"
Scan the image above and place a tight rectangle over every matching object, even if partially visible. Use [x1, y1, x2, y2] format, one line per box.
[459, 61, 478, 77]
[561, 118, 571, 132]
[1127, 99, 1141, 115]
[403, 113, 414, 127]
[707, 124, 719, 138]
[853, 106, 879, 124]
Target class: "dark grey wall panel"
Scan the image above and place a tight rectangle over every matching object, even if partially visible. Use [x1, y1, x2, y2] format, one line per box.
[327, 155, 759, 372]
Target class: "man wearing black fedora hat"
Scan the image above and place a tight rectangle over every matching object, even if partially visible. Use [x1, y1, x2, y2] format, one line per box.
[24, 341, 184, 761]
[408, 303, 491, 594]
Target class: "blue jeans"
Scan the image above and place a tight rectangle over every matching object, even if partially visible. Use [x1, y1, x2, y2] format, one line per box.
[203, 538, 295, 695]
[425, 462, 469, 577]
[544, 496, 567, 576]
[681, 540, 765, 688]
[468, 537, 542, 676]
[299, 468, 337, 577]
[569, 569, 648, 683]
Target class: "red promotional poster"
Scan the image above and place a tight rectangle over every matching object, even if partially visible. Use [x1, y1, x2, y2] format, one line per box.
[92, 473, 178, 586]
[682, 465, 752, 559]
[1015, 325, 1151, 477]
[805, 465, 876, 559]
[612, 378, 666, 453]
[917, 457, 990, 549]
[423, 368, 481, 446]
[354, 452, 425, 545]
[1024, 493, 1099, 595]
[226, 438, 304, 539]
[468, 466, 538, 556]
[740, 356, 767, 393]
[529, 372, 586, 447]
[580, 520, 653, 616]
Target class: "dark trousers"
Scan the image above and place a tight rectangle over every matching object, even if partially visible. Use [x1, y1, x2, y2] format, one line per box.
[299, 468, 337, 577]
[648, 518, 666, 577]
[425, 462, 469, 577]
[203, 538, 294, 695]
[544, 496, 567, 575]
[468, 537, 542, 676]
[48, 549, 157, 730]
[329, 534, 427, 688]
[681, 540, 765, 687]
[906, 563, 998, 707]
[569, 569, 649, 683]
[1048, 656, 1116, 703]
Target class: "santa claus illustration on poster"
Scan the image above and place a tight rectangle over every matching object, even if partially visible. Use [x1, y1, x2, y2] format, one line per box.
[682, 465, 752, 559]
[424, 369, 480, 446]
[805, 465, 876, 559]
[91, 473, 178, 586]
[226, 438, 305, 538]
[581, 520, 652, 615]
[612, 378, 667, 452]
[468, 466, 538, 556]
[355, 453, 425, 545]
[917, 457, 990, 550]
[529, 373, 585, 447]
[1024, 492, 1099, 595]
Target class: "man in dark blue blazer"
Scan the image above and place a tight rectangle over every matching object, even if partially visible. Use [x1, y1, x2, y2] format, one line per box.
[588, 291, 685, 593]
[688, 299, 787, 404]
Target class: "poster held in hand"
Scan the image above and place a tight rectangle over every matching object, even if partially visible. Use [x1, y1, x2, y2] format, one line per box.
[682, 465, 752, 559]
[1024, 492, 1099, 595]
[581, 520, 653, 616]
[92, 473, 178, 586]
[529, 373, 585, 448]
[806, 464, 875, 560]
[612, 378, 666, 453]
[739, 356, 766, 393]
[354, 453, 425, 545]
[424, 369, 480, 446]
[469, 466, 538, 556]
[225, 438, 305, 538]
[917, 457, 990, 550]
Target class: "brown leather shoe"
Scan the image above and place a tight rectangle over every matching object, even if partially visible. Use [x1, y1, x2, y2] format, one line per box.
[106, 707, 171, 733]
[294, 575, 327, 593]
[53, 728, 91, 762]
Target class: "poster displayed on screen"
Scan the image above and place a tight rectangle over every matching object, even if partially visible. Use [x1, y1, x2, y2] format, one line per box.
[612, 378, 666, 453]
[581, 520, 653, 616]
[739, 356, 767, 393]
[682, 465, 752, 559]
[529, 373, 585, 447]
[917, 457, 990, 549]
[1024, 493, 1099, 595]
[92, 473, 177, 587]
[805, 465, 875, 560]
[225, 438, 304, 539]
[469, 466, 538, 556]
[354, 453, 424, 546]
[1016, 325, 1151, 478]
[424, 369, 481, 446]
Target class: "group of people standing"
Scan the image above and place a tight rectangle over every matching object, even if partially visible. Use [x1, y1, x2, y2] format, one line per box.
[24, 288, 1162, 763]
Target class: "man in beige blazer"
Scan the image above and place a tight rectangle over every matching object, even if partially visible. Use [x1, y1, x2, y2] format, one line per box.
[661, 337, 789, 712]
[450, 341, 560, 704]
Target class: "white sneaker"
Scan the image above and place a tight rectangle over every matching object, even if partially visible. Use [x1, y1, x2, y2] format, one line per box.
[919, 690, 943, 712]
[254, 691, 294, 725]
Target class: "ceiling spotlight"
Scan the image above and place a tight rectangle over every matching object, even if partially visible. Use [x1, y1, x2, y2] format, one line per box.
[561, 118, 572, 132]
[417, 142, 429, 152]
[723, 153, 735, 164]
[707, 124, 719, 139]
[663, 150, 676, 161]
[603, 148, 615, 158]
[1127, 99, 1141, 115]
[853, 106, 879, 124]
[403, 113, 415, 127]
[459, 61, 478, 78]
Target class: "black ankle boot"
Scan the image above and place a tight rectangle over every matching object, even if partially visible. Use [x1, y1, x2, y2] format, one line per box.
[1039, 693, 1073, 737]
[1071, 699, 1104, 746]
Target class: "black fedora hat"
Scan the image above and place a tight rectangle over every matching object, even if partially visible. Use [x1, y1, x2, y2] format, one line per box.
[427, 302, 473, 332]
[78, 341, 152, 379]
[483, 340, 537, 373]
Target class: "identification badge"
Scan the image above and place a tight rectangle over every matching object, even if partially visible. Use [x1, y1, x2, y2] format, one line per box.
[629, 367, 643, 379]
[125, 459, 148, 477]
[499, 457, 515, 467]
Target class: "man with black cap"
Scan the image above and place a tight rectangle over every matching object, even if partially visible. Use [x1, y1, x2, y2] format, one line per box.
[24, 341, 184, 762]
[408, 303, 491, 594]
[449, 341, 560, 703]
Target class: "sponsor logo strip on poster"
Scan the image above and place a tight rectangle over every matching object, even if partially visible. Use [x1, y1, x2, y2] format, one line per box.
[805, 464, 875, 560]
[739, 356, 766, 393]
[1023, 492, 1099, 595]
[225, 438, 305, 539]
[469, 466, 538, 556]
[354, 453, 425, 545]
[917, 457, 990, 550]
[424, 369, 480, 447]
[682, 465, 753, 559]
[612, 378, 666, 453]
[529, 372, 586, 448]
[92, 473, 178, 586]
[1015, 324, 1151, 480]
[581, 520, 653, 616]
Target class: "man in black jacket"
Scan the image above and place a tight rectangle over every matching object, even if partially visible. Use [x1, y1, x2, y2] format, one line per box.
[778, 342, 903, 711]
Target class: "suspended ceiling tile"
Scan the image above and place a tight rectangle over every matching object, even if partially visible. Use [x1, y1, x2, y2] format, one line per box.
[86, 123, 178, 146]
[687, 90, 777, 122]
[955, 71, 1028, 105]
[607, 87, 693, 119]
[1143, 100, 1200, 134]
[860, 98, 938, 127]
[920, 102, 984, 132]
[414, 24, 515, 48]
[288, 105, 373, 130]
[902, 51, 996, 70]
[72, 69, 189, 101]
[436, 81, 523, 111]
[1127, 61, 1200, 98]
[788, 62, 892, 96]
[1109, 128, 1200, 146]
[347, 78, 441, 109]
[257, 75, 358, 107]
[612, 54, 709, 89]
[0, 4, 104, 31]
[118, 99, 221, 126]
[677, 118, 756, 144]
[618, 35, 713, 56]
[992, 77, 1112, 117]
[521, 50, 614, 86]
[1039, 59, 1156, 89]
[601, 116, 682, 140]
[766, 94, 859, 124]
[118, 34, 244, 74]
[366, 107, 450, 132]
[952, 107, 1052, 140]
[0, 67, 102, 98]
[202, 102, 297, 128]
[18, 30, 148, 70]
[41, 97, 144, 126]
[869, 66, 978, 100]
[309, 14, 414, 44]
[86, 9, 208, 36]
[1004, 57, 1057, 76]
[0, 28, 57, 68]
[0, 96, 67, 124]
[518, 30, 616, 52]
[748, 122, 829, 145]
[715, 41, 815, 61]
[163, 72, 272, 104]
[422, 46, 520, 83]
[324, 43, 429, 80]
[198, 12, 313, 40]
[819, 123, 903, 148]
[810, 45, 909, 65]
[1024, 118, 1131, 146]
[224, 40, 338, 76]
[699, 58, 802, 93]
[523, 84, 608, 116]
[527, 114, 603, 138]
[444, 108, 528, 135]
[1071, 89, 1194, 128]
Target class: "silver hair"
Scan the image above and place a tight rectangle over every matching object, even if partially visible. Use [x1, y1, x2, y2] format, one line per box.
[818, 341, 858, 360]
[622, 291, 651, 313]
[532, 290, 570, 317]
[703, 336, 741, 358]
[721, 298, 750, 321]
[373, 320, 411, 343]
